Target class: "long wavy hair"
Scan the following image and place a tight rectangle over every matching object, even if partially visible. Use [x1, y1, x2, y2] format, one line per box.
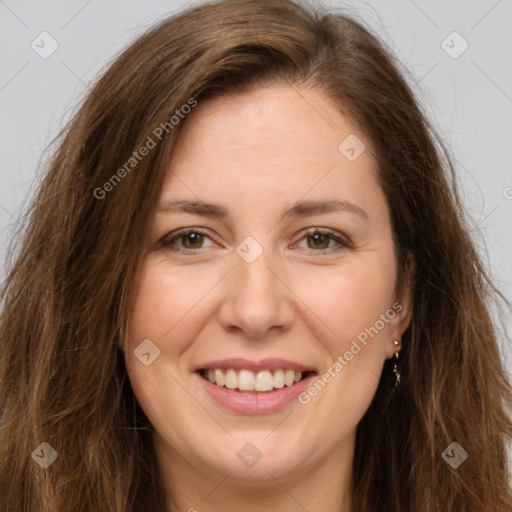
[1, 0, 511, 510]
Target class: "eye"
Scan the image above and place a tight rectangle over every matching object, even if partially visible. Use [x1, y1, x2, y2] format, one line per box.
[293, 228, 351, 253]
[160, 227, 351, 255]
[160, 228, 215, 252]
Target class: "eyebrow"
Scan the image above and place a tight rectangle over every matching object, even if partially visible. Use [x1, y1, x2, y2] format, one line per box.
[156, 198, 369, 221]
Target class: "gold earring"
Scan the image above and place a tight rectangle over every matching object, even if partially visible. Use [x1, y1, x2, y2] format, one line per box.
[393, 339, 401, 387]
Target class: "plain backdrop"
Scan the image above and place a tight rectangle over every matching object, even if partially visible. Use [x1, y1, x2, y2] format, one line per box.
[1, 0, 511, 375]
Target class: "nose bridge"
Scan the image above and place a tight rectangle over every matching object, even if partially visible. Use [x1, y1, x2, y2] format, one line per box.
[218, 235, 294, 336]
[237, 240, 275, 293]
[235, 236, 280, 309]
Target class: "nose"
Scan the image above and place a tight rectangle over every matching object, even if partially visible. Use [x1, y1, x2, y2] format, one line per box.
[217, 245, 295, 338]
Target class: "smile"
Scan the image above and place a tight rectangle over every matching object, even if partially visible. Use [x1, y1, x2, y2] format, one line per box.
[200, 368, 312, 392]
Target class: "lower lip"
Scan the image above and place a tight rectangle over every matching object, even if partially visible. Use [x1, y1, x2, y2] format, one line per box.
[195, 371, 317, 414]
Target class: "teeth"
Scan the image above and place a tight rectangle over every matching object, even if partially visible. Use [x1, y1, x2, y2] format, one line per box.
[225, 369, 238, 389]
[284, 369, 295, 387]
[203, 368, 306, 392]
[214, 369, 224, 387]
[238, 369, 254, 390]
[273, 369, 285, 388]
[255, 370, 274, 391]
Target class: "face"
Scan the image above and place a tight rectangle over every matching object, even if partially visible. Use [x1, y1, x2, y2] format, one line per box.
[124, 84, 412, 489]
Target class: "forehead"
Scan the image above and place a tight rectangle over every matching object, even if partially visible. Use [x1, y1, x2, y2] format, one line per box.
[160, 84, 384, 219]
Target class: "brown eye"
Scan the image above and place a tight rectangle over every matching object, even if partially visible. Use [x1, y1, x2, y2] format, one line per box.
[295, 228, 351, 254]
[181, 232, 204, 249]
[161, 228, 214, 253]
[306, 233, 331, 250]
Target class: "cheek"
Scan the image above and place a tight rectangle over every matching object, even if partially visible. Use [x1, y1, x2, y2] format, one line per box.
[304, 252, 397, 351]
[294, 249, 397, 412]
[129, 261, 177, 339]
[295, 278, 394, 437]
[124, 260, 206, 444]
[127, 258, 216, 347]
[124, 261, 197, 410]
[125, 257, 228, 419]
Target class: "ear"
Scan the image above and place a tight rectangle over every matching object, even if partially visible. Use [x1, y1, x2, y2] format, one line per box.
[385, 252, 414, 359]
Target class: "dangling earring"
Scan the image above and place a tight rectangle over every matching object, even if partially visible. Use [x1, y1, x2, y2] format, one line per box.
[393, 339, 401, 387]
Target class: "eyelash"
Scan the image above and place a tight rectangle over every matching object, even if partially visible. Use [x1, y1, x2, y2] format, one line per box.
[160, 227, 351, 255]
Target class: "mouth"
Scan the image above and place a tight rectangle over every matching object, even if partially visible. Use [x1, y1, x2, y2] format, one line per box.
[194, 358, 318, 413]
[197, 368, 315, 393]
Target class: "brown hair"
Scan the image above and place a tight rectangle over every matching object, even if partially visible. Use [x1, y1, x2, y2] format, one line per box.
[1, 0, 511, 510]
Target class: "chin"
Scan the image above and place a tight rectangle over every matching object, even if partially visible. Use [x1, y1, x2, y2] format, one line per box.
[199, 437, 309, 483]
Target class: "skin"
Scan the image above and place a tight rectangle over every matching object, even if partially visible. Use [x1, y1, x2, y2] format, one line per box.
[123, 84, 413, 512]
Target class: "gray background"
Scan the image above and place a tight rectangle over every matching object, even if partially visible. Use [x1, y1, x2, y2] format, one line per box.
[1, 0, 511, 373]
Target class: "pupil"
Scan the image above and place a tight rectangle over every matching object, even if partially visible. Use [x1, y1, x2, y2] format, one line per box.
[310, 233, 328, 249]
[185, 233, 202, 248]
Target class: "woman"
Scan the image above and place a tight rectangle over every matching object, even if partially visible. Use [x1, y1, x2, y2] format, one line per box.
[1, 0, 511, 510]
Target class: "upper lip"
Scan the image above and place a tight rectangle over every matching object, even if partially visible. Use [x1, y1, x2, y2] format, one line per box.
[194, 358, 317, 373]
